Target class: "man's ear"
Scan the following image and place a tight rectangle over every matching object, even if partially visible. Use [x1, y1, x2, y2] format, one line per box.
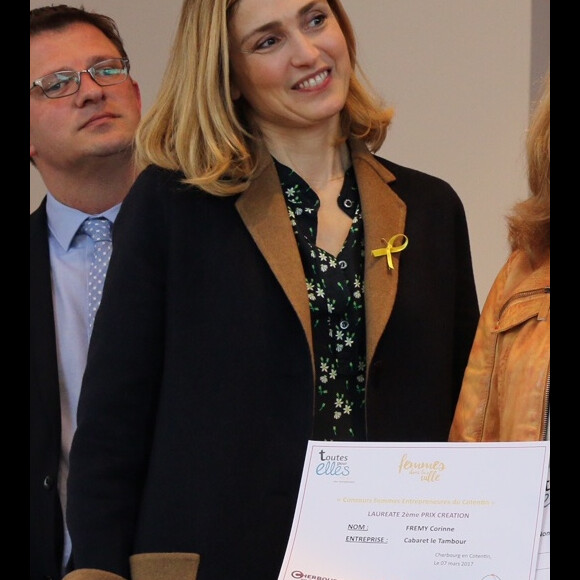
[132, 78, 143, 111]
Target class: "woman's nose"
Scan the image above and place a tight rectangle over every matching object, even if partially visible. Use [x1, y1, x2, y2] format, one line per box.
[289, 32, 320, 65]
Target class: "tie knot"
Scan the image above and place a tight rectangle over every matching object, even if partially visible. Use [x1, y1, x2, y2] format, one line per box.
[80, 217, 112, 242]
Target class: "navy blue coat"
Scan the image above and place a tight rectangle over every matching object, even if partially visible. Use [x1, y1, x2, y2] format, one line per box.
[30, 198, 66, 580]
[67, 140, 480, 580]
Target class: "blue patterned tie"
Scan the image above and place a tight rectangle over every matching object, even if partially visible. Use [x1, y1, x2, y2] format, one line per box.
[79, 217, 113, 334]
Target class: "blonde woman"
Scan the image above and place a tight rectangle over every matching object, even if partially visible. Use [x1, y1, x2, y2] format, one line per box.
[66, 1, 479, 579]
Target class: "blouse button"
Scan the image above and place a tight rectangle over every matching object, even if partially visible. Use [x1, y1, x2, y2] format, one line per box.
[339, 260, 347, 269]
[340, 320, 349, 330]
[343, 198, 353, 208]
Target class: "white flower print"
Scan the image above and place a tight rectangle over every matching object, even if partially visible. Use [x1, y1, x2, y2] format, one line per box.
[277, 160, 366, 440]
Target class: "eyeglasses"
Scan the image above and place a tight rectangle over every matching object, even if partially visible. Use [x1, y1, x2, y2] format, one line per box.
[30, 58, 130, 99]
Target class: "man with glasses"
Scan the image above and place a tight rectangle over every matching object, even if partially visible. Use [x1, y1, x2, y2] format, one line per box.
[30, 5, 141, 578]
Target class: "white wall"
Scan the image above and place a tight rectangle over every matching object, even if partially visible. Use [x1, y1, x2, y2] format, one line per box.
[30, 0, 550, 305]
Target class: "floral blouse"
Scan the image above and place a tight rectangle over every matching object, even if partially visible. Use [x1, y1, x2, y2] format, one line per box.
[274, 158, 366, 441]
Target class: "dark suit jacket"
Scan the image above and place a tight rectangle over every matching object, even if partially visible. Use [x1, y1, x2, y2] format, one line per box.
[67, 140, 480, 580]
[30, 198, 65, 580]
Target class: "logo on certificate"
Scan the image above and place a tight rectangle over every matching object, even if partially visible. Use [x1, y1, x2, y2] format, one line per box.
[398, 453, 446, 483]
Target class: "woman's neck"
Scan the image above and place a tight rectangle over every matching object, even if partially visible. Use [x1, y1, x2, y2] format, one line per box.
[267, 138, 351, 186]
[259, 116, 350, 184]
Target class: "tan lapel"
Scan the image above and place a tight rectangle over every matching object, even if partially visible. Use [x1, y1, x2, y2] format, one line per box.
[235, 146, 315, 373]
[235, 140, 407, 377]
[350, 139, 407, 370]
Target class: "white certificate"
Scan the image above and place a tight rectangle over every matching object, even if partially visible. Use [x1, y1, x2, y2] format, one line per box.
[279, 441, 550, 580]
[535, 465, 550, 580]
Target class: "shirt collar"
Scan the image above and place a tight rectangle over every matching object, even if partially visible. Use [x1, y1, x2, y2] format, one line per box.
[45, 192, 121, 251]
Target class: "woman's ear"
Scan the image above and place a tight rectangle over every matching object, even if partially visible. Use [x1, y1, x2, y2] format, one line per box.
[230, 80, 241, 101]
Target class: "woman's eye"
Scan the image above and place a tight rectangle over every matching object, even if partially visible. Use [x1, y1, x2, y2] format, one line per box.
[244, 10, 329, 55]
[256, 36, 280, 51]
[308, 13, 328, 29]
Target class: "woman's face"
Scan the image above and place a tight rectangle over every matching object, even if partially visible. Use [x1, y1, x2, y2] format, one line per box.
[228, 0, 351, 134]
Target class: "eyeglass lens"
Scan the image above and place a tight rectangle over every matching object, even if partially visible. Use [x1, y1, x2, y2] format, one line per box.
[32, 58, 129, 99]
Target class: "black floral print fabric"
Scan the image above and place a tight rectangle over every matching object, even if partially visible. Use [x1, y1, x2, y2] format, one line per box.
[274, 158, 366, 441]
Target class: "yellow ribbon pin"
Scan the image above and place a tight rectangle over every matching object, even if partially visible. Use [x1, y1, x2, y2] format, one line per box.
[371, 234, 409, 270]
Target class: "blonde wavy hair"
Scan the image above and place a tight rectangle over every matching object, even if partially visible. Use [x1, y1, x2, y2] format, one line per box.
[507, 71, 550, 264]
[135, 0, 394, 196]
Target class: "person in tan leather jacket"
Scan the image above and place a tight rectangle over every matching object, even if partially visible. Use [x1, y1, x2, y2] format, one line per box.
[449, 72, 550, 442]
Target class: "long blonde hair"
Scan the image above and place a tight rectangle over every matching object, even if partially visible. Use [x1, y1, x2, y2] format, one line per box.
[507, 72, 550, 264]
[135, 0, 393, 196]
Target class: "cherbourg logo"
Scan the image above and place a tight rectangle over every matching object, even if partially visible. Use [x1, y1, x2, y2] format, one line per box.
[398, 453, 446, 483]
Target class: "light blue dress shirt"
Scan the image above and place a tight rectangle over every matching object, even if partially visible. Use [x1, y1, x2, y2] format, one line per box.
[45, 193, 121, 573]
